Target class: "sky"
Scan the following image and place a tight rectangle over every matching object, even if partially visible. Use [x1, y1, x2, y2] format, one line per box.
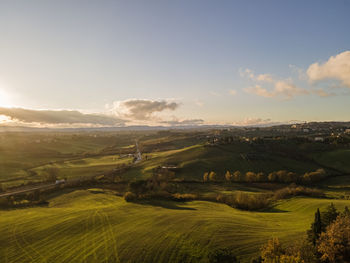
[0, 0, 349, 127]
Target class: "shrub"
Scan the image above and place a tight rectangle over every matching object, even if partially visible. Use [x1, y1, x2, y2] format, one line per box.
[274, 185, 324, 200]
[302, 168, 326, 184]
[216, 192, 271, 211]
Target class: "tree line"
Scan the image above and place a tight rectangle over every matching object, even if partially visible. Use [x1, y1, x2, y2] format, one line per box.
[203, 168, 327, 184]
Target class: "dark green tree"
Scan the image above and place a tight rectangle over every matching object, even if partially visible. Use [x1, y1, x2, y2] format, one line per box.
[307, 208, 322, 245]
[321, 203, 339, 228]
[342, 206, 350, 217]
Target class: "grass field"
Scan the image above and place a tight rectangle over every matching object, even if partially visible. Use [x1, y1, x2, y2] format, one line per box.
[123, 143, 324, 181]
[1, 131, 349, 188]
[1, 189, 349, 263]
[0, 132, 137, 188]
[312, 149, 350, 173]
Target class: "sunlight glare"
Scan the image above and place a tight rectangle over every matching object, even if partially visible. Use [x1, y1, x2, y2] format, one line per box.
[0, 88, 12, 107]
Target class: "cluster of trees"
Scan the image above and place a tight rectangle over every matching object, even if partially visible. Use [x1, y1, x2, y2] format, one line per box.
[215, 192, 271, 211]
[256, 204, 350, 263]
[273, 185, 324, 200]
[124, 168, 176, 202]
[203, 168, 327, 185]
[0, 189, 47, 208]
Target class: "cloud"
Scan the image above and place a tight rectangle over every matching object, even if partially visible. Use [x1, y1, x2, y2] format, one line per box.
[312, 89, 335, 97]
[307, 50, 350, 88]
[228, 89, 237, 96]
[244, 85, 274, 98]
[113, 99, 179, 120]
[244, 81, 308, 99]
[241, 68, 309, 99]
[232, 117, 278, 126]
[161, 118, 204, 126]
[256, 74, 274, 83]
[0, 107, 125, 126]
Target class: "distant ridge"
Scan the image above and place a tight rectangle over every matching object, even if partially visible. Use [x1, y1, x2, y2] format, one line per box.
[0, 121, 350, 132]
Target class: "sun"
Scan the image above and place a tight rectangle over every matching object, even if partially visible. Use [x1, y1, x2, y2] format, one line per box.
[0, 88, 12, 107]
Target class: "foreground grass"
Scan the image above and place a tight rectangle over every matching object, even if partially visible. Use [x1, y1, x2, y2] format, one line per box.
[1, 189, 349, 263]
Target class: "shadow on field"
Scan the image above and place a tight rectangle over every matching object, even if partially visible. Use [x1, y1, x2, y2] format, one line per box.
[135, 199, 197, 210]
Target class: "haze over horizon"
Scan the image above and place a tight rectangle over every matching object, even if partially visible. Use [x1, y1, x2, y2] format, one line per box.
[0, 0, 349, 127]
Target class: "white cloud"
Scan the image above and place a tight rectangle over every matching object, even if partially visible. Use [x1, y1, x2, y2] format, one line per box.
[228, 89, 237, 96]
[244, 85, 274, 98]
[244, 81, 308, 100]
[161, 118, 204, 126]
[256, 74, 274, 83]
[240, 67, 316, 99]
[307, 50, 350, 88]
[232, 117, 277, 126]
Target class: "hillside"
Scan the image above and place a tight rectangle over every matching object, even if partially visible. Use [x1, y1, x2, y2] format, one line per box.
[1, 189, 349, 263]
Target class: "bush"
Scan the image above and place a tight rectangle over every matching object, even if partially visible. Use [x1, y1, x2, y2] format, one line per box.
[274, 185, 324, 200]
[216, 192, 271, 211]
[123, 191, 137, 202]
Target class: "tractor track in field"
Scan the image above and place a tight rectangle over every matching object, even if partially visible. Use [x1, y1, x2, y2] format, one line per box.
[12, 224, 47, 263]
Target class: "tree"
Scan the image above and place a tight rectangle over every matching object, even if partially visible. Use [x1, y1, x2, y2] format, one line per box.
[285, 239, 317, 263]
[261, 237, 284, 262]
[343, 206, 350, 217]
[268, 172, 277, 182]
[209, 171, 217, 182]
[285, 172, 298, 183]
[44, 167, 59, 182]
[307, 208, 322, 245]
[257, 172, 266, 182]
[208, 248, 239, 263]
[246, 172, 257, 183]
[317, 215, 350, 262]
[225, 171, 232, 182]
[233, 171, 242, 182]
[203, 172, 209, 182]
[321, 203, 339, 228]
[276, 170, 288, 182]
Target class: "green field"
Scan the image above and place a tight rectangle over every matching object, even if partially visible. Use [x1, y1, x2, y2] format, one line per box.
[1, 189, 349, 263]
[1, 131, 349, 188]
[1, 130, 350, 262]
[312, 149, 350, 173]
[123, 143, 325, 181]
[0, 132, 138, 188]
